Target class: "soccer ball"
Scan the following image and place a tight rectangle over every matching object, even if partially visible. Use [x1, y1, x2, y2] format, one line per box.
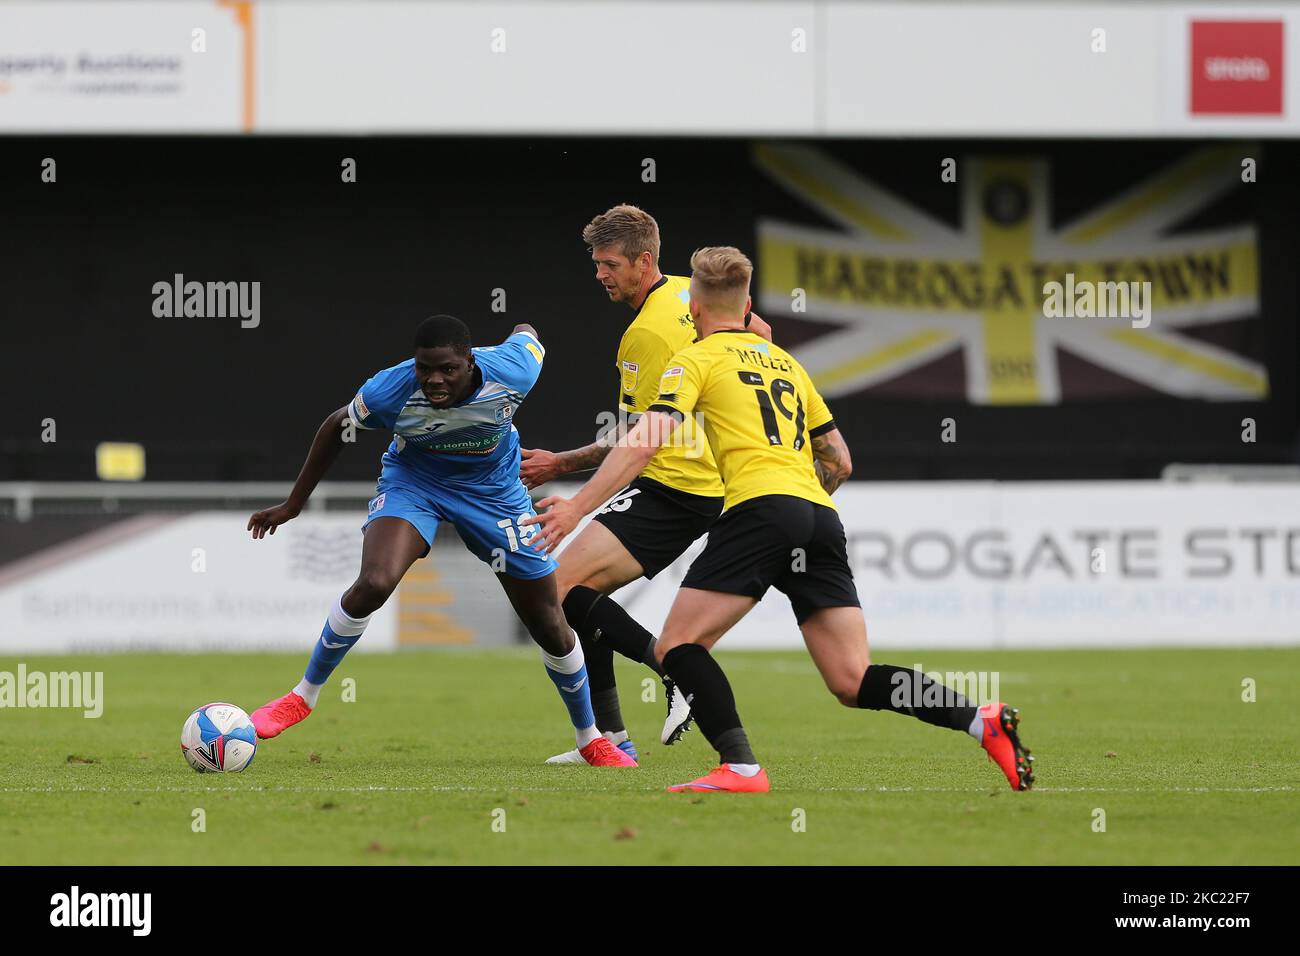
[181, 702, 258, 773]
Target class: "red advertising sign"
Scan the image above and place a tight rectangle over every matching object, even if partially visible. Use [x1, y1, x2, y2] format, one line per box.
[1190, 20, 1284, 115]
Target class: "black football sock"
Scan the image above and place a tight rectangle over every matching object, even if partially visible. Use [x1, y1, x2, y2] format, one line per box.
[856, 663, 979, 732]
[662, 644, 757, 765]
[563, 585, 664, 676]
[561, 586, 622, 733]
[587, 685, 623, 736]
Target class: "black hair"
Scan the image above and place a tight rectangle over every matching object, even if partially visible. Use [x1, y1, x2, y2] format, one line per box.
[414, 314, 472, 355]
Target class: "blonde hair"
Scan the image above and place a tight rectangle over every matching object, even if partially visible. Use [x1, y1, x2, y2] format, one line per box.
[582, 204, 660, 264]
[689, 246, 752, 307]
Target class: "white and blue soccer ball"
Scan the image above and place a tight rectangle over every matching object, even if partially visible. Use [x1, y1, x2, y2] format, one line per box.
[181, 702, 258, 773]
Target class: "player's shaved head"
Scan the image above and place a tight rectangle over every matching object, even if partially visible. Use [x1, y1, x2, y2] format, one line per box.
[414, 314, 472, 356]
[689, 246, 752, 312]
[582, 204, 660, 265]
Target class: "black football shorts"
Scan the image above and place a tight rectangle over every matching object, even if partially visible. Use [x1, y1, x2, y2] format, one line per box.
[680, 494, 861, 623]
[592, 476, 724, 579]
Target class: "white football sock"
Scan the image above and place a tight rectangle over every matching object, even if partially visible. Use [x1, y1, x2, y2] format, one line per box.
[967, 711, 985, 741]
[539, 642, 584, 674]
[293, 679, 322, 709]
[726, 762, 762, 777]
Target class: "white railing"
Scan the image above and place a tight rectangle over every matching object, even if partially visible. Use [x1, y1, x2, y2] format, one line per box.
[0, 482, 379, 522]
[1161, 464, 1300, 483]
[5, 470, 1298, 521]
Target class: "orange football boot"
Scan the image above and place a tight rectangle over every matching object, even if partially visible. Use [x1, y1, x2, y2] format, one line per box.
[667, 764, 771, 793]
[579, 736, 639, 767]
[979, 702, 1034, 791]
[250, 691, 312, 739]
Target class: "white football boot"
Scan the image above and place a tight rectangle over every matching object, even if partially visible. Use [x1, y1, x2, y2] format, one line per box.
[660, 678, 695, 745]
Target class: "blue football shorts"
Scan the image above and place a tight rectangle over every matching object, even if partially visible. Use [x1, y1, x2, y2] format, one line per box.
[362, 462, 556, 581]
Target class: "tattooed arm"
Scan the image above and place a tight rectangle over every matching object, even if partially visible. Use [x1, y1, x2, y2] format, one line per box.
[812, 427, 853, 495]
[519, 419, 633, 488]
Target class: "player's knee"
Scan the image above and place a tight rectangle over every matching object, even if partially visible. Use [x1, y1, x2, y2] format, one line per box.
[554, 570, 580, 601]
[655, 630, 690, 666]
[560, 584, 603, 633]
[348, 570, 399, 614]
[512, 591, 571, 651]
[525, 616, 574, 657]
[828, 673, 863, 707]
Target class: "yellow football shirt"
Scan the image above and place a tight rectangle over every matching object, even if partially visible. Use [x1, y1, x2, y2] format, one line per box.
[615, 275, 724, 498]
[650, 329, 837, 511]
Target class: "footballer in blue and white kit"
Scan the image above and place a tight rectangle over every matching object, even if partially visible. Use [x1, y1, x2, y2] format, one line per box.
[350, 327, 554, 580]
[243, 314, 637, 767]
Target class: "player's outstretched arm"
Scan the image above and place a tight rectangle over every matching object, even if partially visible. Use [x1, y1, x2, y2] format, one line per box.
[247, 405, 351, 539]
[812, 427, 853, 495]
[522, 411, 679, 554]
[520, 424, 626, 488]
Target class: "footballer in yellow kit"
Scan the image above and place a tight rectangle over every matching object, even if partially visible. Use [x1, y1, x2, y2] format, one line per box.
[646, 323, 860, 627]
[527, 246, 1034, 795]
[653, 328, 837, 511]
[518, 205, 772, 764]
[614, 272, 723, 498]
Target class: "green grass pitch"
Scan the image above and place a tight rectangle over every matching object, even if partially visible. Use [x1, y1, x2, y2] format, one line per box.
[1, 648, 1296, 865]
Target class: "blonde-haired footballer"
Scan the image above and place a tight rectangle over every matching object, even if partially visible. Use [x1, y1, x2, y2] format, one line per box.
[525, 246, 1034, 793]
[520, 205, 771, 765]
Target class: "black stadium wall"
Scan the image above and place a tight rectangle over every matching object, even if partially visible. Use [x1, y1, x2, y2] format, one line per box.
[1, 137, 1296, 482]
